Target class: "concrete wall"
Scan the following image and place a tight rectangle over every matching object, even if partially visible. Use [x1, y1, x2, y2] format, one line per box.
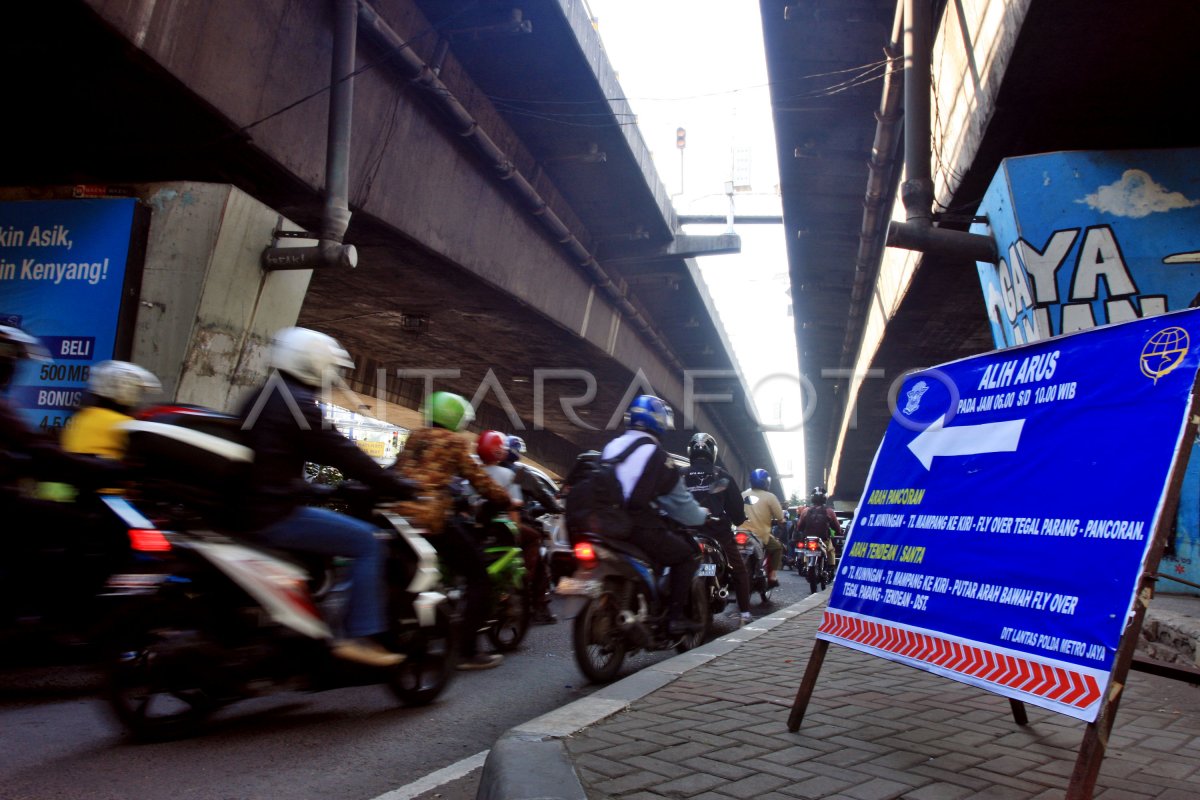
[132, 182, 311, 412]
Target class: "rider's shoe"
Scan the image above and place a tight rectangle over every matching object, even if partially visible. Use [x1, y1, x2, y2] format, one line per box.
[738, 612, 752, 627]
[767, 577, 780, 589]
[457, 653, 504, 671]
[331, 638, 405, 668]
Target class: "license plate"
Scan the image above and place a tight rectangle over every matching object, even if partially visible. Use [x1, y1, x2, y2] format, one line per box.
[555, 576, 601, 597]
[696, 563, 717, 577]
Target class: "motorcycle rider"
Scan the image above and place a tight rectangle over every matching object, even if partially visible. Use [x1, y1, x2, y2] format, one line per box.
[502, 434, 558, 624]
[741, 468, 785, 589]
[390, 392, 512, 670]
[800, 487, 841, 568]
[237, 327, 416, 669]
[683, 432, 753, 627]
[0, 326, 126, 633]
[601, 395, 707, 637]
[61, 360, 161, 460]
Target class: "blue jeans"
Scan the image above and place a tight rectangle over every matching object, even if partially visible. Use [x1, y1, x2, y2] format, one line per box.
[255, 506, 387, 638]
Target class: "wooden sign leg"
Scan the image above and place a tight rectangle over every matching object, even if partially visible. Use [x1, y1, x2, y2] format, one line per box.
[1009, 699, 1028, 726]
[787, 639, 829, 732]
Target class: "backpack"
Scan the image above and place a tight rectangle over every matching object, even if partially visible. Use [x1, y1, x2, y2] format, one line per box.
[803, 505, 831, 540]
[564, 437, 650, 541]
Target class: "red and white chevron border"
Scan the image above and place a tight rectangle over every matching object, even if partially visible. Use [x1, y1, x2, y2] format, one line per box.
[817, 610, 1103, 717]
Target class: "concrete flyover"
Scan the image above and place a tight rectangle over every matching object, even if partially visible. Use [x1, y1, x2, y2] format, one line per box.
[0, 0, 783, 486]
[760, 0, 1200, 501]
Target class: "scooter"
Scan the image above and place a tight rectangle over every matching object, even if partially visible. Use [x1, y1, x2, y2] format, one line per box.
[558, 520, 710, 683]
[99, 417, 455, 741]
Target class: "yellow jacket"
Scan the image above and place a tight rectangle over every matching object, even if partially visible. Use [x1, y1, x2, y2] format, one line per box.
[61, 406, 132, 460]
[741, 487, 784, 545]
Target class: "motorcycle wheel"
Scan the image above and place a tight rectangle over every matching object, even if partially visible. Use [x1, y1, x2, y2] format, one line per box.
[103, 599, 217, 742]
[573, 591, 627, 683]
[675, 578, 711, 653]
[806, 564, 820, 594]
[486, 588, 530, 652]
[749, 556, 772, 605]
[388, 601, 456, 707]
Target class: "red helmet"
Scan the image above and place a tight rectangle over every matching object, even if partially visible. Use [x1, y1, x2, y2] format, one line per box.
[476, 430, 509, 465]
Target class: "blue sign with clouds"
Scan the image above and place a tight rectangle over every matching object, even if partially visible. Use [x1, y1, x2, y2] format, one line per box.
[0, 199, 138, 431]
[972, 148, 1200, 349]
[819, 308, 1200, 721]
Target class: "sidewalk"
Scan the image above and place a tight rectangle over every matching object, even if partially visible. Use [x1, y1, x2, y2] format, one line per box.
[478, 593, 1200, 800]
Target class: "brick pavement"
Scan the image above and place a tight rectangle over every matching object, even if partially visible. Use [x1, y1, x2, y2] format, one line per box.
[553, 599, 1200, 800]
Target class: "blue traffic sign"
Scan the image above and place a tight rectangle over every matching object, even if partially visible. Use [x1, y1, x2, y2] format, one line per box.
[819, 308, 1200, 721]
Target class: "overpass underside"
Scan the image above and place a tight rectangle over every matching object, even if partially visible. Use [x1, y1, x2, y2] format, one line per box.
[762, 0, 1200, 501]
[1, 0, 779, 481]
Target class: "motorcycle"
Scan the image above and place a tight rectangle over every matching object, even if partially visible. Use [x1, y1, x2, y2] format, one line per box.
[0, 489, 137, 662]
[558, 521, 710, 683]
[801, 535, 835, 594]
[682, 478, 740, 617]
[777, 520, 798, 571]
[692, 521, 732, 616]
[453, 514, 530, 652]
[99, 415, 455, 741]
[733, 528, 775, 605]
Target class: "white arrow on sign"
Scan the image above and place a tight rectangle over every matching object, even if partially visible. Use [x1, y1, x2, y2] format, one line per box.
[907, 414, 1026, 469]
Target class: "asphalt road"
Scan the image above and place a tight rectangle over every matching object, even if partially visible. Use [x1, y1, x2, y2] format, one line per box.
[0, 569, 812, 800]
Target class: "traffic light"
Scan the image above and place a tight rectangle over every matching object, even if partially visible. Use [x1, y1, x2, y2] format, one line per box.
[676, 127, 686, 149]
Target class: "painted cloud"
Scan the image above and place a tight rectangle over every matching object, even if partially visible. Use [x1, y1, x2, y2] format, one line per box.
[1078, 169, 1200, 219]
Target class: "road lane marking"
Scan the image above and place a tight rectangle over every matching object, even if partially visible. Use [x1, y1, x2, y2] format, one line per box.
[370, 750, 490, 800]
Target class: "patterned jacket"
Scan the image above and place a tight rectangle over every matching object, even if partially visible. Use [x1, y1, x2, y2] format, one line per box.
[389, 426, 512, 533]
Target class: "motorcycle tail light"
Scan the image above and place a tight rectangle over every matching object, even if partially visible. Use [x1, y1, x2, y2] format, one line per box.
[573, 542, 598, 564]
[806, 539, 820, 551]
[128, 528, 171, 553]
[734, 531, 750, 546]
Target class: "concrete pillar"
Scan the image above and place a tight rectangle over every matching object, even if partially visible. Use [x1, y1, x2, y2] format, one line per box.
[131, 182, 312, 412]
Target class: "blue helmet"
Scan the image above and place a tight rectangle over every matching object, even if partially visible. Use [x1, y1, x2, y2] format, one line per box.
[625, 394, 673, 436]
[750, 468, 771, 491]
[505, 435, 526, 464]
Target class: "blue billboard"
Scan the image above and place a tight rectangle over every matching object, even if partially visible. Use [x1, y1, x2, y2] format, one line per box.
[0, 199, 141, 431]
[818, 309, 1200, 721]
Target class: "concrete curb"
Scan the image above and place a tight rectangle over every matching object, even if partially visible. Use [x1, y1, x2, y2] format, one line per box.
[475, 592, 831, 800]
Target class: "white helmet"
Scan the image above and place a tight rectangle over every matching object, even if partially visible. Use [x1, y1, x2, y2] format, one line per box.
[269, 327, 354, 386]
[89, 360, 161, 409]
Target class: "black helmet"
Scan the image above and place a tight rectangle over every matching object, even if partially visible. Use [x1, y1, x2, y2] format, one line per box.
[0, 325, 49, 391]
[810, 487, 828, 505]
[687, 432, 717, 463]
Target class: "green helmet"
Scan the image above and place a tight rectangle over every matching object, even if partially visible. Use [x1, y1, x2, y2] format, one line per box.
[426, 391, 475, 431]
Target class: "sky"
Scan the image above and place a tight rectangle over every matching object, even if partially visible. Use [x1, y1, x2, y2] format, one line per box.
[585, 0, 808, 501]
